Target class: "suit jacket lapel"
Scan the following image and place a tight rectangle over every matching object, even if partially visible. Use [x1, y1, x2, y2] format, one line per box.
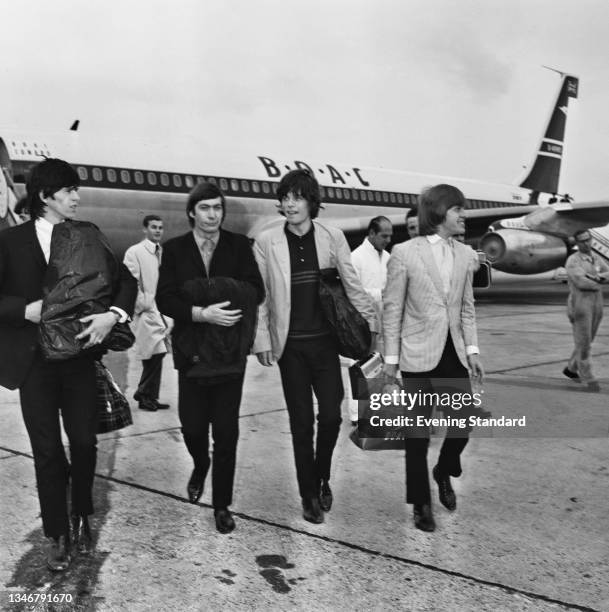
[271, 227, 290, 281]
[185, 233, 207, 276]
[24, 221, 46, 271]
[419, 238, 447, 302]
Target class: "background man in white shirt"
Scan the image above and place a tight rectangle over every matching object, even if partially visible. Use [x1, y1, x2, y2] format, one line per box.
[348, 216, 392, 423]
[382, 184, 483, 533]
[124, 215, 170, 411]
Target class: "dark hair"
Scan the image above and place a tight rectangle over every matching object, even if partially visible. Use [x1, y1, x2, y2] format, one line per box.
[405, 208, 417, 223]
[417, 184, 467, 236]
[14, 197, 29, 216]
[573, 228, 591, 241]
[143, 214, 162, 227]
[276, 169, 322, 219]
[368, 216, 391, 233]
[186, 181, 226, 227]
[26, 158, 80, 220]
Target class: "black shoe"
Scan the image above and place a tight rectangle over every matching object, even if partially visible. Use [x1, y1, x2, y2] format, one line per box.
[214, 508, 235, 534]
[71, 515, 93, 555]
[46, 534, 71, 571]
[433, 465, 456, 511]
[563, 367, 580, 381]
[319, 480, 333, 512]
[138, 398, 158, 411]
[154, 400, 170, 410]
[187, 469, 204, 503]
[413, 504, 436, 532]
[302, 497, 324, 524]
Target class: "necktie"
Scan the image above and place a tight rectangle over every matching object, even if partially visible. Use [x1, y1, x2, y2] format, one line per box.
[154, 244, 162, 266]
[201, 239, 214, 271]
[440, 238, 453, 293]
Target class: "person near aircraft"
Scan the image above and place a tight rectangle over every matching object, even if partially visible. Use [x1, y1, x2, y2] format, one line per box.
[405, 210, 419, 240]
[382, 184, 484, 532]
[563, 229, 609, 391]
[347, 216, 392, 424]
[123, 215, 171, 412]
[156, 181, 264, 534]
[253, 169, 378, 525]
[0, 158, 136, 570]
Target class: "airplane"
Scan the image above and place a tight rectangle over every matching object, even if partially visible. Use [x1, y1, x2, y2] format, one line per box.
[1, 70, 608, 275]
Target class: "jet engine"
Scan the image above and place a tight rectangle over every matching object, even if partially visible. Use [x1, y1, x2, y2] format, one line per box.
[479, 229, 567, 274]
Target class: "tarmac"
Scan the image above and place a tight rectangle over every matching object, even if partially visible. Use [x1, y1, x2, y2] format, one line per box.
[1, 274, 608, 612]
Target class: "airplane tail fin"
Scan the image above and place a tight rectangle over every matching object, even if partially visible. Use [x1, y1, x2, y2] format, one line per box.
[519, 73, 579, 195]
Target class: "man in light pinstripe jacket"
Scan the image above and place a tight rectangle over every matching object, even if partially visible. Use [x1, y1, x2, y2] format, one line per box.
[382, 184, 484, 533]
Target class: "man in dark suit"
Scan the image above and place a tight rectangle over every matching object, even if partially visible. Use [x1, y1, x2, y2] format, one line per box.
[156, 181, 264, 534]
[0, 158, 136, 570]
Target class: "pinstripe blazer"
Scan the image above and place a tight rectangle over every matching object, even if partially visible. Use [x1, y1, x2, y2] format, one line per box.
[253, 220, 379, 360]
[382, 236, 478, 372]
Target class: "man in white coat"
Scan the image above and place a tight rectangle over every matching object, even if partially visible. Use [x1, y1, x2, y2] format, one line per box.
[124, 215, 170, 411]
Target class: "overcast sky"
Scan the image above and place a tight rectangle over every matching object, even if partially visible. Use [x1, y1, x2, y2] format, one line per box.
[2, 0, 608, 199]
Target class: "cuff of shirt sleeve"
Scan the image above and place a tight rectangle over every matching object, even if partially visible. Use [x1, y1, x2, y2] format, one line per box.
[384, 355, 399, 365]
[465, 345, 479, 356]
[109, 306, 128, 324]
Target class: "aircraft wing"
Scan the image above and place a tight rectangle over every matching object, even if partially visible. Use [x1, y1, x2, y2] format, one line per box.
[522, 200, 609, 237]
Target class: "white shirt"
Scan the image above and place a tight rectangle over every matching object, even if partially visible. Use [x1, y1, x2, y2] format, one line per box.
[34, 217, 54, 263]
[351, 238, 390, 303]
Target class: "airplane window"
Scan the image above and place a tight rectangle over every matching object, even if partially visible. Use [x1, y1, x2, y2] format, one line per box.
[120, 170, 131, 184]
[360, 190, 366, 200]
[262, 182, 270, 194]
[147, 172, 157, 186]
[336, 188, 343, 199]
[241, 180, 250, 193]
[382, 192, 389, 203]
[397, 194, 404, 204]
[271, 183, 278, 194]
[92, 168, 102, 181]
[160, 173, 169, 186]
[319, 186, 325, 197]
[185, 176, 194, 188]
[230, 179, 238, 191]
[134, 171, 144, 185]
[220, 179, 228, 190]
[77, 167, 88, 181]
[173, 174, 182, 187]
[343, 188, 351, 200]
[327, 187, 335, 199]
[107, 169, 117, 183]
[208, 177, 217, 185]
[252, 181, 260, 193]
[375, 192, 381, 202]
[352, 190, 358, 201]
[390, 193, 395, 204]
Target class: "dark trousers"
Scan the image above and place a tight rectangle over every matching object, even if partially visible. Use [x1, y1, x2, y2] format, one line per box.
[278, 335, 344, 500]
[402, 334, 471, 505]
[137, 352, 165, 400]
[19, 353, 98, 539]
[178, 372, 244, 508]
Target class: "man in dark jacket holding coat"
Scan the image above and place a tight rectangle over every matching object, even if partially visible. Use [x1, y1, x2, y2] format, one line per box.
[157, 181, 264, 534]
[0, 158, 136, 570]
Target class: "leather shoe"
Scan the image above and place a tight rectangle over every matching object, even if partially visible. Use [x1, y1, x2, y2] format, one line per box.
[187, 469, 204, 503]
[433, 465, 456, 511]
[214, 508, 235, 534]
[413, 504, 436, 532]
[138, 398, 158, 411]
[71, 515, 93, 554]
[319, 480, 333, 512]
[302, 497, 324, 524]
[46, 534, 71, 571]
[154, 400, 170, 410]
[562, 367, 580, 381]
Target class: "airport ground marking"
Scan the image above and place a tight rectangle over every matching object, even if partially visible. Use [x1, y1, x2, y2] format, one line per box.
[0, 444, 601, 612]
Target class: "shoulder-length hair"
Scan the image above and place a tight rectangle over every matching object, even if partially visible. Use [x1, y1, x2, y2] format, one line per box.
[417, 184, 467, 236]
[276, 169, 322, 219]
[26, 158, 80, 220]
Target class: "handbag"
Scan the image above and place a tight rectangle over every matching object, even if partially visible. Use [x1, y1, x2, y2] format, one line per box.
[95, 361, 133, 434]
[102, 321, 135, 352]
[348, 352, 384, 399]
[318, 268, 371, 360]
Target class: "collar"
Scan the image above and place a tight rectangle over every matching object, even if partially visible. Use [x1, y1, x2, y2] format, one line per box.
[284, 222, 314, 239]
[143, 238, 160, 253]
[192, 230, 220, 249]
[35, 217, 56, 233]
[426, 234, 453, 246]
[363, 237, 384, 256]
